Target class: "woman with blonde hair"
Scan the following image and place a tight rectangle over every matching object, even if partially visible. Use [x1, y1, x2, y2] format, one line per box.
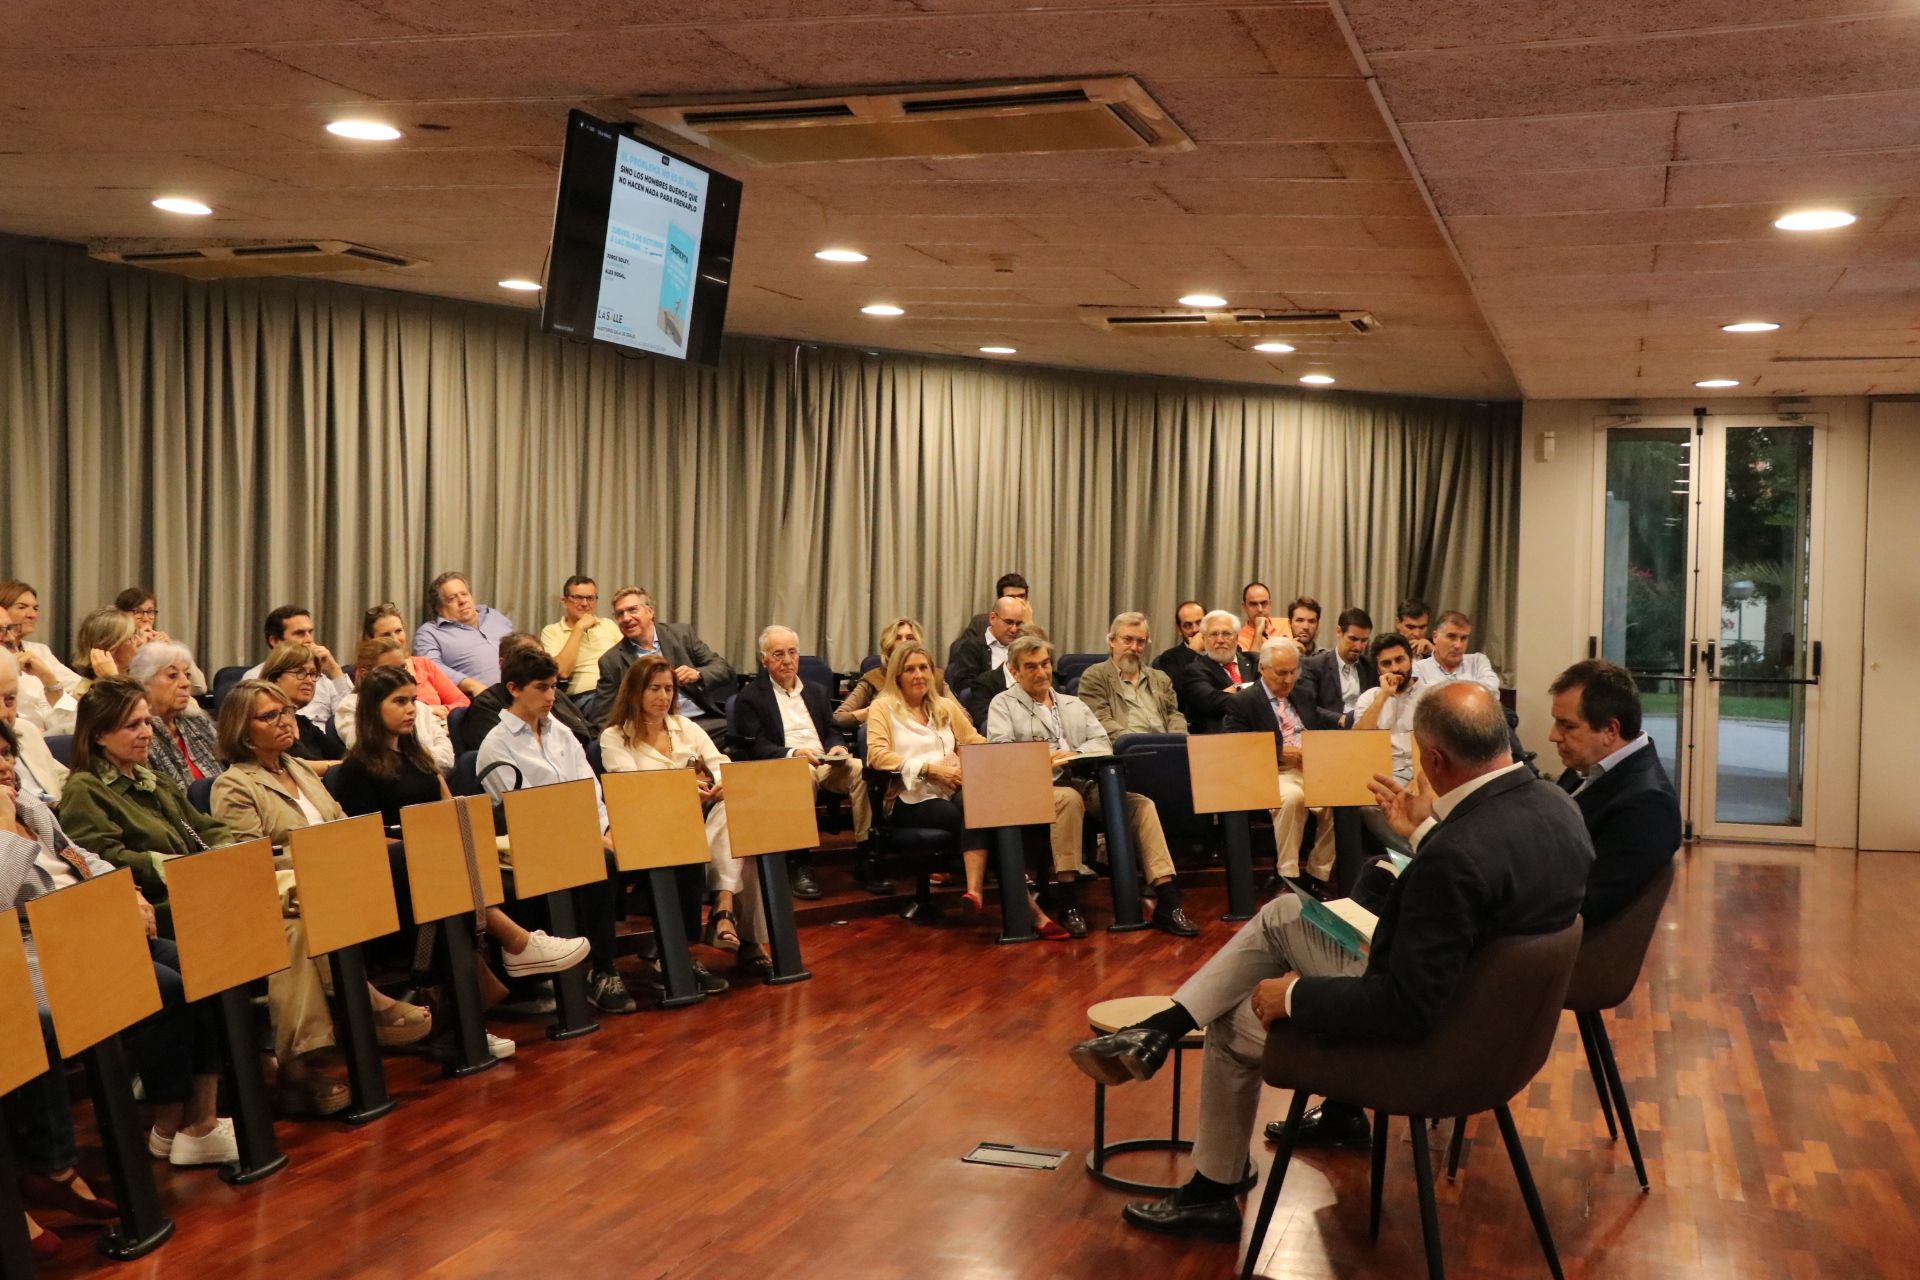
[833, 617, 958, 730]
[0, 581, 80, 731]
[45, 607, 145, 734]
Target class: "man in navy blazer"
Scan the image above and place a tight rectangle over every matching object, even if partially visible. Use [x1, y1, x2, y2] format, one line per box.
[1175, 609, 1259, 732]
[1545, 659, 1683, 924]
[728, 625, 879, 899]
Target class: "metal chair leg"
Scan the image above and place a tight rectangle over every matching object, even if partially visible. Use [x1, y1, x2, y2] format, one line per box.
[1493, 1103, 1566, 1280]
[1588, 1012, 1650, 1191]
[1408, 1115, 1446, 1280]
[1240, 1091, 1308, 1280]
[1445, 1114, 1468, 1182]
[1369, 1110, 1390, 1240]
[1576, 1011, 1618, 1139]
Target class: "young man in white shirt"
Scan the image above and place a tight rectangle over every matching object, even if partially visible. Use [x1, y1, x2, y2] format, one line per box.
[1350, 632, 1425, 855]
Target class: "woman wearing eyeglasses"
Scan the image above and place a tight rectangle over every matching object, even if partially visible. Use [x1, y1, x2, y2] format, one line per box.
[260, 643, 342, 770]
[112, 587, 208, 692]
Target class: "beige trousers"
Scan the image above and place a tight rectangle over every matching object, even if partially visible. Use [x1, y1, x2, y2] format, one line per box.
[1048, 780, 1177, 883]
[1270, 763, 1337, 881]
[810, 757, 871, 840]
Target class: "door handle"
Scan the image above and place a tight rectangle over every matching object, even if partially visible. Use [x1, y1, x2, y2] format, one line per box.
[1587, 635, 1598, 660]
[1811, 640, 1822, 684]
[1702, 641, 1716, 677]
[1688, 640, 1698, 675]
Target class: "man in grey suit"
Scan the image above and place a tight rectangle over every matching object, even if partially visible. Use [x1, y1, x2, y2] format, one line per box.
[593, 587, 735, 738]
[1077, 611, 1188, 739]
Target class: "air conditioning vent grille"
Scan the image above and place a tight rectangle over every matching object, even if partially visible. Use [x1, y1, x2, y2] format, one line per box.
[1080, 307, 1381, 338]
[88, 240, 425, 280]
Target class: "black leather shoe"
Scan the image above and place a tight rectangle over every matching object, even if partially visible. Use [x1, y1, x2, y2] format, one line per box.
[1061, 908, 1089, 938]
[1068, 1026, 1172, 1085]
[1290, 874, 1338, 903]
[853, 855, 893, 896]
[1152, 906, 1201, 937]
[790, 864, 823, 900]
[1266, 1103, 1370, 1148]
[692, 961, 731, 996]
[1121, 1193, 1240, 1242]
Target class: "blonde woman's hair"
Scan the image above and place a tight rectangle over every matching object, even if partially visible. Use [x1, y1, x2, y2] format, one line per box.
[877, 617, 925, 662]
[874, 641, 955, 731]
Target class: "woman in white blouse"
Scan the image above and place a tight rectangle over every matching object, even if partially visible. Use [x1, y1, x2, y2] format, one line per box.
[600, 653, 770, 978]
[335, 638, 455, 772]
[865, 642, 1065, 938]
[1, 581, 82, 731]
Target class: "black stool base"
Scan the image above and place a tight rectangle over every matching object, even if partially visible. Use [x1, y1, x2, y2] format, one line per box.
[444, 1057, 499, 1079]
[1085, 1139, 1195, 1196]
[97, 1218, 176, 1262]
[342, 1098, 398, 1125]
[220, 1152, 290, 1185]
[1107, 920, 1151, 934]
[546, 1022, 598, 1041]
[1220, 913, 1255, 924]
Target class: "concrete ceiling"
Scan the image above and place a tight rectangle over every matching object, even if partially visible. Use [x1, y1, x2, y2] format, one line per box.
[2, 1, 1915, 400]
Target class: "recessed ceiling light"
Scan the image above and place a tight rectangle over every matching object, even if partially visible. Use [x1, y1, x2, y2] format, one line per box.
[1694, 378, 1740, 388]
[1253, 341, 1295, 354]
[152, 196, 212, 216]
[1774, 209, 1855, 231]
[1179, 293, 1228, 308]
[979, 345, 1017, 354]
[498, 279, 542, 292]
[1721, 321, 1780, 333]
[1299, 374, 1336, 386]
[861, 304, 904, 316]
[815, 248, 867, 263]
[326, 120, 403, 141]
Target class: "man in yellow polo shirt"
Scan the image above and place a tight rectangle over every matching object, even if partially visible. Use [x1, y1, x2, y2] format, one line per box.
[540, 575, 622, 719]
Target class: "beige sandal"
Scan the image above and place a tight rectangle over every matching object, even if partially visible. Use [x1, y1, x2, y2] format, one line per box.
[373, 999, 433, 1048]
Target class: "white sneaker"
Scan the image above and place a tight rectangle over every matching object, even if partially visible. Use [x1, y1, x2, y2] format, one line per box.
[501, 930, 590, 977]
[487, 1033, 516, 1060]
[147, 1127, 173, 1159]
[167, 1118, 238, 1167]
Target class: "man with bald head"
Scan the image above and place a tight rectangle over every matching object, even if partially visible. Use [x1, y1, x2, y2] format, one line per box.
[1070, 682, 1592, 1242]
[947, 594, 1035, 725]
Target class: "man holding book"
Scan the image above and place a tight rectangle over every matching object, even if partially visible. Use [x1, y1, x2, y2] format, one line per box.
[1066, 682, 1592, 1243]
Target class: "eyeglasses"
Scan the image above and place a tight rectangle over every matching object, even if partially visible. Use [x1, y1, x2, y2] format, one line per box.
[131, 607, 159, 619]
[253, 708, 295, 725]
[291, 667, 321, 679]
[566, 593, 599, 604]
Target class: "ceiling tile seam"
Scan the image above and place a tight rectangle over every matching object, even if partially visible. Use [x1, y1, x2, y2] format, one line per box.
[1361, 8, 1920, 58]
[1323, 0, 1525, 397]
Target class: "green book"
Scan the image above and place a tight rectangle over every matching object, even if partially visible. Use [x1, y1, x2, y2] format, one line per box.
[1285, 881, 1379, 958]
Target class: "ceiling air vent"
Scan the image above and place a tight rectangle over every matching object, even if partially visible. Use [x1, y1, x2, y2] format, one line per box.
[88, 240, 425, 280]
[1080, 307, 1381, 338]
[629, 76, 1192, 165]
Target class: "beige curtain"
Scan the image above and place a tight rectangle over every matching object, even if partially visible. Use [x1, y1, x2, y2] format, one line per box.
[1, 237, 1519, 677]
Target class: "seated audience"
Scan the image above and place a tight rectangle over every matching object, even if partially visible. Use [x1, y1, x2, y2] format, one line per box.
[1307, 607, 1377, 727]
[0, 720, 236, 1177]
[1, 581, 81, 730]
[1174, 610, 1257, 733]
[947, 594, 1031, 725]
[241, 605, 352, 728]
[1396, 596, 1436, 659]
[0, 650, 65, 805]
[130, 641, 220, 789]
[602, 656, 771, 982]
[986, 636, 1197, 938]
[541, 576, 622, 713]
[1546, 659, 1683, 923]
[1069, 684, 1592, 1238]
[479, 647, 643, 1010]
[1285, 595, 1323, 657]
[47, 607, 147, 734]
[113, 586, 208, 691]
[1152, 600, 1207, 677]
[946, 571, 1029, 666]
[834, 617, 953, 730]
[1235, 582, 1282, 653]
[730, 625, 875, 899]
[1077, 611, 1188, 738]
[54, 677, 230, 900]
[1222, 637, 1337, 889]
[414, 572, 516, 695]
[866, 642, 1064, 936]
[1412, 610, 1501, 693]
[1350, 633, 1426, 855]
[361, 602, 469, 715]
[336, 638, 454, 771]
[593, 588, 734, 739]
[459, 632, 595, 754]
[260, 643, 342, 769]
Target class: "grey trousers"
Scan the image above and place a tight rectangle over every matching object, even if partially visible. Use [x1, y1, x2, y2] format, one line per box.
[1173, 894, 1367, 1183]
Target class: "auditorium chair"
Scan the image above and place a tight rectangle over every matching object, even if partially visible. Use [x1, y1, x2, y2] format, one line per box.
[1056, 652, 1103, 693]
[798, 655, 835, 696]
[1111, 734, 1211, 857]
[858, 653, 882, 675]
[1244, 921, 1584, 1280]
[44, 733, 74, 768]
[187, 776, 216, 814]
[854, 726, 955, 923]
[450, 750, 482, 797]
[211, 665, 247, 710]
[446, 705, 467, 751]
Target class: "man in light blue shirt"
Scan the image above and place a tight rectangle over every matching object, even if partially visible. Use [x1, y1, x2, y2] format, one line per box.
[415, 572, 516, 693]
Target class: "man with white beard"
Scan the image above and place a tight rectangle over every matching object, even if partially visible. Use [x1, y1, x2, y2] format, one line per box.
[1077, 612, 1189, 740]
[1174, 610, 1259, 733]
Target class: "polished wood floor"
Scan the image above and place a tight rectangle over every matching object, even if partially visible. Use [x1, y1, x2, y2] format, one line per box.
[32, 842, 1920, 1279]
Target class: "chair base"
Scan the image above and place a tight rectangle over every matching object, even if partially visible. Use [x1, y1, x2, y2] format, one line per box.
[1084, 1139, 1195, 1196]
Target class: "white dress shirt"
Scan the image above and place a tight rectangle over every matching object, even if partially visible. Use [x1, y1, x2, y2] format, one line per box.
[1412, 652, 1501, 695]
[1266, 687, 1305, 750]
[882, 703, 961, 803]
[986, 632, 1009, 671]
[242, 661, 353, 728]
[479, 710, 607, 832]
[1353, 682, 1429, 782]
[1408, 760, 1530, 851]
[1336, 657, 1364, 713]
[772, 678, 825, 756]
[1570, 733, 1649, 796]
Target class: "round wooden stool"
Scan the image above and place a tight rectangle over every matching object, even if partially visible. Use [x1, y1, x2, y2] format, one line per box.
[1085, 995, 1205, 1195]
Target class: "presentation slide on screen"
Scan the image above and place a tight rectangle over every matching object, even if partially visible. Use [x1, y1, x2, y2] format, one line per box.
[594, 135, 710, 358]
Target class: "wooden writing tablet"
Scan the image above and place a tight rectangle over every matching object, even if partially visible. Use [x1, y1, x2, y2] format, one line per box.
[25, 869, 163, 1058]
[288, 814, 402, 956]
[723, 758, 822, 858]
[1187, 732, 1284, 814]
[166, 839, 291, 1001]
[0, 912, 50, 1095]
[960, 741, 1056, 829]
[399, 795, 507, 923]
[501, 778, 608, 897]
[1302, 730, 1395, 808]
[604, 770, 711, 871]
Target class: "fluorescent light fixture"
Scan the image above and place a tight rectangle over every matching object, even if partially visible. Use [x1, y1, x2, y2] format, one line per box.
[979, 345, 1017, 354]
[1252, 341, 1295, 354]
[815, 248, 867, 263]
[1299, 374, 1336, 386]
[1178, 293, 1228, 308]
[151, 196, 212, 216]
[1721, 321, 1780, 333]
[1694, 379, 1740, 388]
[326, 120, 403, 141]
[1774, 209, 1855, 231]
[862, 304, 904, 316]
[498, 279, 542, 292]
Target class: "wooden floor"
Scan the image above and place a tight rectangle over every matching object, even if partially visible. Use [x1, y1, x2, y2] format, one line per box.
[34, 842, 1920, 1279]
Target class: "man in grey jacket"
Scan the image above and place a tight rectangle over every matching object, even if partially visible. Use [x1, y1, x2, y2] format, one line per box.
[593, 587, 735, 738]
[986, 635, 1197, 938]
[1077, 611, 1188, 740]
